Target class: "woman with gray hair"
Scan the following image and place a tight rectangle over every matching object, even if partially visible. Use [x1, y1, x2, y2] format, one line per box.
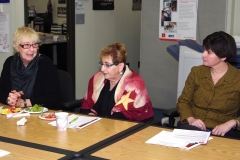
[0, 26, 61, 109]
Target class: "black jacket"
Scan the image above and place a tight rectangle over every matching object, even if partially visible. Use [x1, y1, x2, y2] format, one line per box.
[0, 54, 61, 110]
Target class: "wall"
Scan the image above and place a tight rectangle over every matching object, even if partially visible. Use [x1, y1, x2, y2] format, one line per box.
[28, 0, 66, 24]
[75, 0, 141, 98]
[140, 0, 229, 110]
[229, 0, 240, 35]
[0, 0, 25, 72]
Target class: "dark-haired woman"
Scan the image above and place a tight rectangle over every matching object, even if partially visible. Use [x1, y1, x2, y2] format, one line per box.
[177, 31, 240, 138]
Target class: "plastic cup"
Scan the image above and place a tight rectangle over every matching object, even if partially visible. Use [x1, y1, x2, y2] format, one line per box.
[0, 106, 3, 113]
[55, 112, 69, 131]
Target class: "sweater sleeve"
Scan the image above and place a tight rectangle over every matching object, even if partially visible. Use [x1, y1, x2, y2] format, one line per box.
[177, 67, 197, 122]
[0, 57, 13, 104]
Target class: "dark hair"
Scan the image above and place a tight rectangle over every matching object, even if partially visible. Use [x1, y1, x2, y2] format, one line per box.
[202, 31, 237, 62]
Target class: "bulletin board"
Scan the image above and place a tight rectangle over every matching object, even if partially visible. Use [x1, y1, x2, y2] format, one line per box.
[93, 0, 114, 10]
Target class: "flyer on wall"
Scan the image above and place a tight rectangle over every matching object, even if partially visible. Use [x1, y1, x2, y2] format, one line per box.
[159, 0, 198, 41]
[0, 14, 10, 52]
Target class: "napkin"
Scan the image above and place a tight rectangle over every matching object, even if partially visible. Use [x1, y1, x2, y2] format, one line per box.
[16, 117, 27, 126]
[6, 113, 30, 118]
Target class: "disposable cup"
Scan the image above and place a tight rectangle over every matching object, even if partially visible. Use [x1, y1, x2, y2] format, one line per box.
[0, 106, 3, 113]
[55, 112, 69, 131]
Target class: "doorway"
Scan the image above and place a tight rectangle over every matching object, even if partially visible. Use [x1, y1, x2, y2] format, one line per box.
[24, 0, 76, 97]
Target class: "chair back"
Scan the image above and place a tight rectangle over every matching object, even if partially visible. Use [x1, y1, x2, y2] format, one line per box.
[57, 70, 75, 103]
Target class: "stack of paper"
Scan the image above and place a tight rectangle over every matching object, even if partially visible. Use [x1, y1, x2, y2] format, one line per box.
[146, 129, 212, 150]
[0, 149, 10, 157]
[48, 114, 101, 129]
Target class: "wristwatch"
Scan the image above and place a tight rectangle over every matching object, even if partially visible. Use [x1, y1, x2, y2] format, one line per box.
[234, 119, 239, 130]
[23, 99, 27, 107]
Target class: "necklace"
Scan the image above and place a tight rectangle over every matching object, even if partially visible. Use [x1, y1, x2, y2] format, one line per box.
[210, 68, 227, 84]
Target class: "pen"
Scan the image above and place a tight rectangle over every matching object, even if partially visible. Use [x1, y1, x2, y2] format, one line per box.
[69, 117, 78, 124]
[185, 142, 198, 148]
[78, 118, 98, 128]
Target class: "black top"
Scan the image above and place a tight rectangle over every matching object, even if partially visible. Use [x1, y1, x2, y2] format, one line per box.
[82, 80, 127, 120]
[0, 54, 61, 110]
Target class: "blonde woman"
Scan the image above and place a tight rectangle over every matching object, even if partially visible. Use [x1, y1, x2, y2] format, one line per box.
[0, 26, 61, 109]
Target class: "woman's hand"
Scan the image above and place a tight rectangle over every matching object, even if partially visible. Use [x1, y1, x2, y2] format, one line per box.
[187, 117, 206, 131]
[7, 90, 24, 107]
[88, 109, 98, 116]
[88, 112, 96, 116]
[212, 120, 235, 136]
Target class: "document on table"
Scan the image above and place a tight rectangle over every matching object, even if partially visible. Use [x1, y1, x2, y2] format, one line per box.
[48, 114, 101, 129]
[173, 129, 210, 144]
[146, 129, 211, 150]
[0, 149, 10, 157]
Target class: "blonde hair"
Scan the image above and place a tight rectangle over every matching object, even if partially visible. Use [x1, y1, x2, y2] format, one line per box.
[13, 26, 40, 49]
[99, 42, 127, 64]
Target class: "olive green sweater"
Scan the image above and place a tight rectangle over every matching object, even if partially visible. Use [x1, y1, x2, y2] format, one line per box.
[177, 63, 240, 128]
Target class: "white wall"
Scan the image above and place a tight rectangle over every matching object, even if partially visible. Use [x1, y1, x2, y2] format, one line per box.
[140, 0, 233, 110]
[28, 0, 66, 24]
[75, 0, 141, 99]
[0, 0, 25, 72]
[227, 0, 240, 35]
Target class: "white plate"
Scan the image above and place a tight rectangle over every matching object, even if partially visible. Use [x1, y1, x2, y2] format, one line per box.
[23, 107, 48, 114]
[1, 108, 22, 115]
[39, 114, 56, 121]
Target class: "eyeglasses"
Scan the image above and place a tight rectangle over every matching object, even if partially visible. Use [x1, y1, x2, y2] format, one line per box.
[19, 43, 40, 49]
[98, 62, 119, 68]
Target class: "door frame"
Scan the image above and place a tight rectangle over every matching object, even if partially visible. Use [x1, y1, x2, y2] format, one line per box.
[24, 0, 76, 98]
[67, 0, 76, 97]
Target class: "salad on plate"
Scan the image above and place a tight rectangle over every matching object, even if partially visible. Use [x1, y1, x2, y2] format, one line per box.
[24, 104, 48, 113]
[1, 107, 21, 114]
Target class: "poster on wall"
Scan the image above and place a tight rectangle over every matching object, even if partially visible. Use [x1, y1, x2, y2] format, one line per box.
[58, 0, 66, 4]
[0, 14, 10, 52]
[93, 0, 114, 10]
[159, 0, 198, 41]
[76, 1, 85, 14]
[132, 0, 142, 11]
[57, 7, 66, 18]
[0, 0, 10, 3]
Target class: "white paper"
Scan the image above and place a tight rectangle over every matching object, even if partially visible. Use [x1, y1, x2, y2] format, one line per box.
[146, 130, 186, 148]
[0, 149, 10, 157]
[75, 1, 85, 14]
[159, 0, 198, 41]
[146, 129, 211, 150]
[0, 14, 9, 52]
[6, 113, 30, 118]
[48, 114, 101, 129]
[173, 129, 210, 144]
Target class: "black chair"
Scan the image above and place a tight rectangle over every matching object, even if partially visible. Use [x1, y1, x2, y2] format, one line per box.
[162, 108, 179, 128]
[57, 69, 82, 112]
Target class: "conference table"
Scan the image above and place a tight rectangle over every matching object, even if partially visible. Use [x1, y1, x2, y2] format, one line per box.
[85, 126, 240, 160]
[1, 105, 240, 160]
[0, 105, 143, 160]
[0, 141, 65, 160]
